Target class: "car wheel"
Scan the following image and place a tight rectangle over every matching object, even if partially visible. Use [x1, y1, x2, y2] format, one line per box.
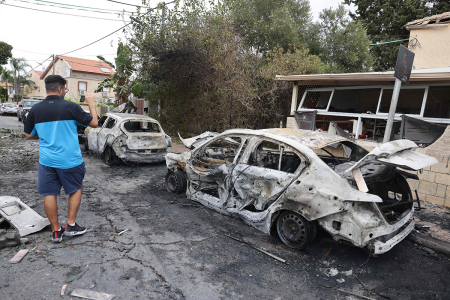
[165, 170, 187, 194]
[104, 146, 118, 165]
[276, 211, 315, 250]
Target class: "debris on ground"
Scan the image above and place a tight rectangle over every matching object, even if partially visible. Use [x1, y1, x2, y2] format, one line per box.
[336, 278, 345, 284]
[71, 288, 116, 300]
[0, 196, 49, 248]
[324, 268, 339, 277]
[61, 284, 68, 296]
[343, 270, 353, 276]
[225, 234, 287, 263]
[337, 288, 376, 300]
[9, 249, 29, 263]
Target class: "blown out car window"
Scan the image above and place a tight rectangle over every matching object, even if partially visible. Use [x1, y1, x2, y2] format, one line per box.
[193, 136, 243, 169]
[248, 140, 302, 174]
[123, 121, 160, 132]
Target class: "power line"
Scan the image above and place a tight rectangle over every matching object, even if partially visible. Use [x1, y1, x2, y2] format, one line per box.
[31, 55, 53, 73]
[1, 3, 130, 21]
[31, 0, 135, 14]
[11, 0, 134, 15]
[61, 23, 131, 55]
[105, 0, 149, 8]
[60, 1, 176, 56]
[13, 49, 51, 55]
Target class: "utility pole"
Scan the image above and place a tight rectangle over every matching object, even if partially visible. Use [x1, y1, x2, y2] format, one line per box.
[52, 54, 55, 75]
[383, 45, 414, 143]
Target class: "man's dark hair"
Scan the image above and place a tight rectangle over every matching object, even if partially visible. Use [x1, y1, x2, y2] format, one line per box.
[45, 75, 67, 93]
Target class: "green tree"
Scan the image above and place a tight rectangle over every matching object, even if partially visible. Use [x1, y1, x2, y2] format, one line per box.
[128, 0, 323, 133]
[426, 0, 450, 15]
[0, 68, 13, 101]
[95, 42, 141, 104]
[307, 4, 373, 73]
[9, 57, 31, 103]
[228, 0, 311, 54]
[344, 0, 428, 71]
[18, 74, 35, 98]
[0, 41, 13, 73]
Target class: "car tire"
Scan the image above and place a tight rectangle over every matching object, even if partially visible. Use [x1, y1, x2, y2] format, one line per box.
[104, 146, 119, 165]
[276, 211, 315, 250]
[165, 170, 187, 194]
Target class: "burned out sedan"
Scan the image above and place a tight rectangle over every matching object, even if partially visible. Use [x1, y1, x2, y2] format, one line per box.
[165, 128, 438, 254]
[86, 113, 171, 165]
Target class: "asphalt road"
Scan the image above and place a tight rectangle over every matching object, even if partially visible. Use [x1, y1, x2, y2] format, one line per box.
[0, 115, 449, 300]
[0, 113, 23, 131]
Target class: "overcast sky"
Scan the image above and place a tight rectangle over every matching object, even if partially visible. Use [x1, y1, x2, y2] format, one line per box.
[0, 0, 350, 73]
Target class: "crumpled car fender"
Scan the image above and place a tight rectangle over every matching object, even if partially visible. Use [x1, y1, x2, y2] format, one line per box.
[283, 162, 382, 221]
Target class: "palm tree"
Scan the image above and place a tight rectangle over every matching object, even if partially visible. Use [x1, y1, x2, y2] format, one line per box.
[0, 69, 13, 101]
[18, 74, 35, 98]
[10, 57, 31, 103]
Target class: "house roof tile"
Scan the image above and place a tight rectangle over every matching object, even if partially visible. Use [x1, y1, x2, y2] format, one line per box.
[406, 11, 450, 26]
[0, 82, 12, 87]
[40, 55, 115, 79]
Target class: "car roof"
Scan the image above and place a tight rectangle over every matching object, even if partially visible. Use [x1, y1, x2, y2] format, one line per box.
[220, 128, 348, 149]
[105, 112, 160, 124]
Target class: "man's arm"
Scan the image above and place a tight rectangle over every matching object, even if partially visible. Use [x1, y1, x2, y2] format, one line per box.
[84, 94, 98, 128]
[25, 133, 39, 140]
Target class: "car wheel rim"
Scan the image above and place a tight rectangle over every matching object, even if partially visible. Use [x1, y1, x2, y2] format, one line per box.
[279, 213, 307, 246]
[167, 173, 179, 192]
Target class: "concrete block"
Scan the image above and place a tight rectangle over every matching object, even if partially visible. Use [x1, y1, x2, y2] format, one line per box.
[418, 171, 436, 183]
[286, 117, 299, 130]
[430, 162, 450, 174]
[445, 200, 450, 208]
[417, 192, 427, 202]
[447, 186, 450, 200]
[436, 184, 447, 198]
[407, 179, 419, 192]
[419, 181, 437, 195]
[425, 195, 445, 206]
[435, 173, 450, 185]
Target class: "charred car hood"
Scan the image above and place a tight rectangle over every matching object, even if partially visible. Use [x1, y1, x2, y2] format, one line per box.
[346, 140, 438, 172]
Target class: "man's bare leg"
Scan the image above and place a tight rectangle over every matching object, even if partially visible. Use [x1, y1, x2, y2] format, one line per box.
[44, 195, 60, 231]
[67, 189, 82, 225]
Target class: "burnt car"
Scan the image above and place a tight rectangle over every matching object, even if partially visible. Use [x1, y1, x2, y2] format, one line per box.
[165, 128, 438, 254]
[85, 113, 171, 165]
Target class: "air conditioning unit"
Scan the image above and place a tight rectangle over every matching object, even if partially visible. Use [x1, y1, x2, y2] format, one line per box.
[79, 90, 86, 96]
[102, 92, 108, 97]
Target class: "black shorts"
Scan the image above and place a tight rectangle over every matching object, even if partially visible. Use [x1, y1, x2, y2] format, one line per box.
[38, 162, 86, 195]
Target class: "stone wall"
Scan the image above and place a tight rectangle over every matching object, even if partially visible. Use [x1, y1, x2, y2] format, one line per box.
[409, 126, 450, 208]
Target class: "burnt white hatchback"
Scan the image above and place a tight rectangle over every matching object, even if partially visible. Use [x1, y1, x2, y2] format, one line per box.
[86, 113, 171, 165]
[165, 128, 437, 254]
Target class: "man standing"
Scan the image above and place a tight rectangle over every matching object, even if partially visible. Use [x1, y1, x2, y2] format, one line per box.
[24, 75, 98, 243]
